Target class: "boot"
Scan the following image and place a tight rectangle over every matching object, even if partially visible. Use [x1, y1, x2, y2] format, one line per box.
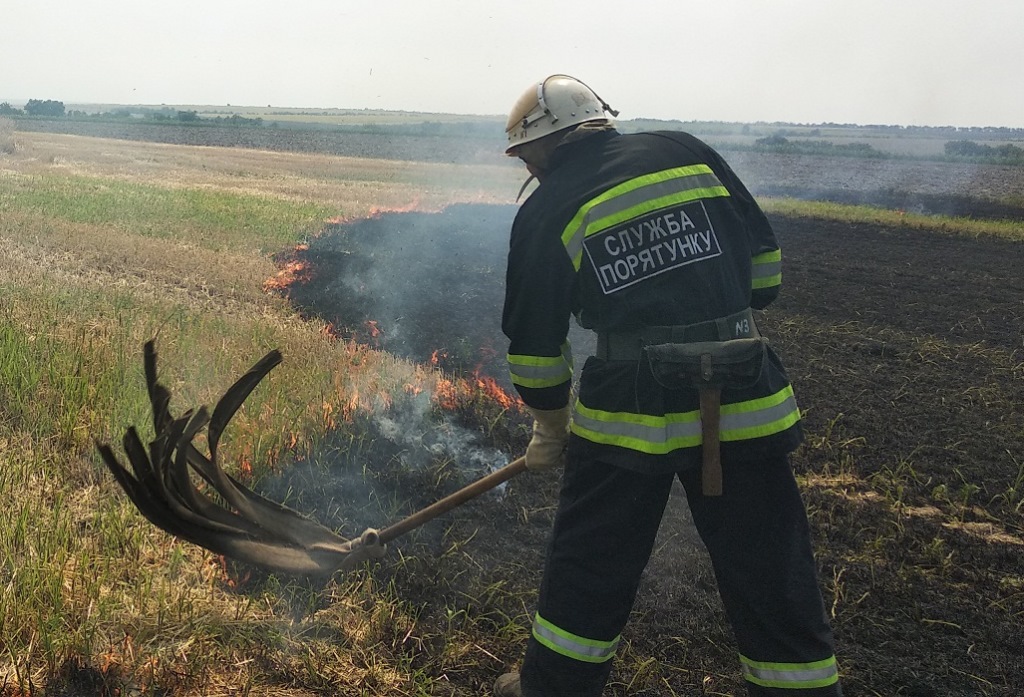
[493, 672, 523, 697]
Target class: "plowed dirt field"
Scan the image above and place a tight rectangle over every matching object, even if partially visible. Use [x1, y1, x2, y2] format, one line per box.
[277, 203, 1023, 696]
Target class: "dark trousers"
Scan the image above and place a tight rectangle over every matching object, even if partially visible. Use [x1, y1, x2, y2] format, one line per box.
[519, 448, 841, 697]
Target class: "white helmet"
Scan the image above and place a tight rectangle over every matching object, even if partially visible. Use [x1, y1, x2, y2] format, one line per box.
[505, 74, 618, 154]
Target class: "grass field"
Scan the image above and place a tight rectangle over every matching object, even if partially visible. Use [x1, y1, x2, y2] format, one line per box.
[0, 128, 1021, 696]
[0, 131, 525, 696]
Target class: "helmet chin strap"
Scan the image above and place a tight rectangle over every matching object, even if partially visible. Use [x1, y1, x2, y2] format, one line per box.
[516, 174, 537, 202]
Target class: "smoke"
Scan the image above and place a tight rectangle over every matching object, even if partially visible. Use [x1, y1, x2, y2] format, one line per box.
[255, 203, 599, 537]
[282, 203, 597, 384]
[373, 384, 512, 473]
[260, 368, 517, 543]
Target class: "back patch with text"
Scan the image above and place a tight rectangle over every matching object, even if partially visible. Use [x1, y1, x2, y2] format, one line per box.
[583, 200, 722, 294]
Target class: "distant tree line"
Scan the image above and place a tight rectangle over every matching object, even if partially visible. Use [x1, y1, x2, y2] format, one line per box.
[944, 140, 1024, 164]
[748, 133, 1024, 165]
[5, 99, 1024, 163]
[0, 101, 267, 127]
[1, 99, 66, 116]
[753, 135, 886, 158]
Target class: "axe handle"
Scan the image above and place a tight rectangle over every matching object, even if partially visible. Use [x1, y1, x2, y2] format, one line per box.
[377, 455, 528, 544]
[700, 387, 723, 496]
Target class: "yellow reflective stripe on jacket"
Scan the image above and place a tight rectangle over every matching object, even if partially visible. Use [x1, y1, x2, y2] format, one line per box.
[532, 613, 619, 664]
[508, 342, 573, 389]
[561, 165, 730, 271]
[570, 385, 799, 454]
[751, 249, 782, 289]
[740, 654, 839, 689]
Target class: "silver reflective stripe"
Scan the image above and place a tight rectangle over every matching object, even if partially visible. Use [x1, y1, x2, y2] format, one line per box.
[740, 654, 839, 689]
[570, 386, 799, 453]
[532, 614, 619, 664]
[507, 342, 574, 389]
[508, 359, 571, 385]
[573, 407, 701, 444]
[752, 259, 781, 282]
[720, 391, 799, 441]
[562, 167, 727, 269]
[752, 249, 782, 289]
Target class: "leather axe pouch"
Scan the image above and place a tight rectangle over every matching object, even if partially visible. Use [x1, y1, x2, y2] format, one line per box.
[645, 338, 767, 390]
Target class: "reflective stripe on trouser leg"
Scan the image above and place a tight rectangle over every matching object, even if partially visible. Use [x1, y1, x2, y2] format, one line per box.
[532, 613, 619, 663]
[519, 448, 677, 697]
[740, 655, 839, 690]
[679, 455, 841, 696]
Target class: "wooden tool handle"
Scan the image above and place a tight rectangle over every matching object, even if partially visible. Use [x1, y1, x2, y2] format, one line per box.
[700, 387, 723, 496]
[377, 455, 528, 544]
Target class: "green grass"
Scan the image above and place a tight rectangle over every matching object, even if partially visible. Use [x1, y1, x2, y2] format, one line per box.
[1, 174, 335, 253]
[0, 142, 531, 694]
[761, 197, 1024, 241]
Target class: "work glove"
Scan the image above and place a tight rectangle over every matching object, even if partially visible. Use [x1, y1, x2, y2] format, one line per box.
[525, 405, 571, 471]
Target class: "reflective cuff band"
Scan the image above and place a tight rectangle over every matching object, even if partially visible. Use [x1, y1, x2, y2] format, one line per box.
[508, 344, 574, 389]
[532, 613, 619, 664]
[752, 249, 782, 289]
[740, 654, 839, 689]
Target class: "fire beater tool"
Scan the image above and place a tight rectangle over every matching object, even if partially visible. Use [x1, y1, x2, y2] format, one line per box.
[96, 341, 528, 577]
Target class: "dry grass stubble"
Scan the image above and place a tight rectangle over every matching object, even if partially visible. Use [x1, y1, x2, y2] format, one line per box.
[1, 132, 530, 695]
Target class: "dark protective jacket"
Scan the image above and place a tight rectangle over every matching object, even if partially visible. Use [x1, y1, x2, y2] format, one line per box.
[503, 130, 802, 473]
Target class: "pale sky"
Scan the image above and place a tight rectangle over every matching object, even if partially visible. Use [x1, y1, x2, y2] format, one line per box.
[3, 0, 1023, 128]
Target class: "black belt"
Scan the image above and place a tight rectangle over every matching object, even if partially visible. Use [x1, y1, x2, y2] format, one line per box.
[595, 308, 759, 361]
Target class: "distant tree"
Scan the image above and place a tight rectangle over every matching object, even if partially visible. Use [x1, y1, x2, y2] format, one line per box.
[0, 102, 22, 115]
[835, 142, 879, 156]
[995, 143, 1024, 160]
[944, 140, 988, 157]
[944, 140, 1024, 163]
[755, 134, 789, 147]
[24, 99, 65, 117]
[176, 110, 199, 122]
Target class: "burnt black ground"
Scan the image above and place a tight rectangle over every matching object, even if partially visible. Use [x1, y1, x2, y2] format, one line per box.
[272, 204, 1024, 695]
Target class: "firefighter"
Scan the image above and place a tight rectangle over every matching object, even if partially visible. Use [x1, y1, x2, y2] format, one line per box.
[495, 75, 842, 697]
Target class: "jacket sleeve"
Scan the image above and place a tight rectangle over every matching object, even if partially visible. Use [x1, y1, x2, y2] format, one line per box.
[502, 205, 576, 410]
[703, 147, 782, 309]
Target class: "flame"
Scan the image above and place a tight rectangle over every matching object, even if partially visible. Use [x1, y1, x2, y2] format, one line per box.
[263, 260, 312, 292]
[473, 371, 518, 411]
[217, 555, 252, 589]
[366, 320, 382, 338]
[269, 204, 441, 295]
[430, 372, 521, 413]
[429, 349, 448, 366]
[433, 377, 461, 412]
[322, 400, 336, 430]
[263, 241, 314, 294]
[367, 198, 428, 218]
[340, 388, 361, 422]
